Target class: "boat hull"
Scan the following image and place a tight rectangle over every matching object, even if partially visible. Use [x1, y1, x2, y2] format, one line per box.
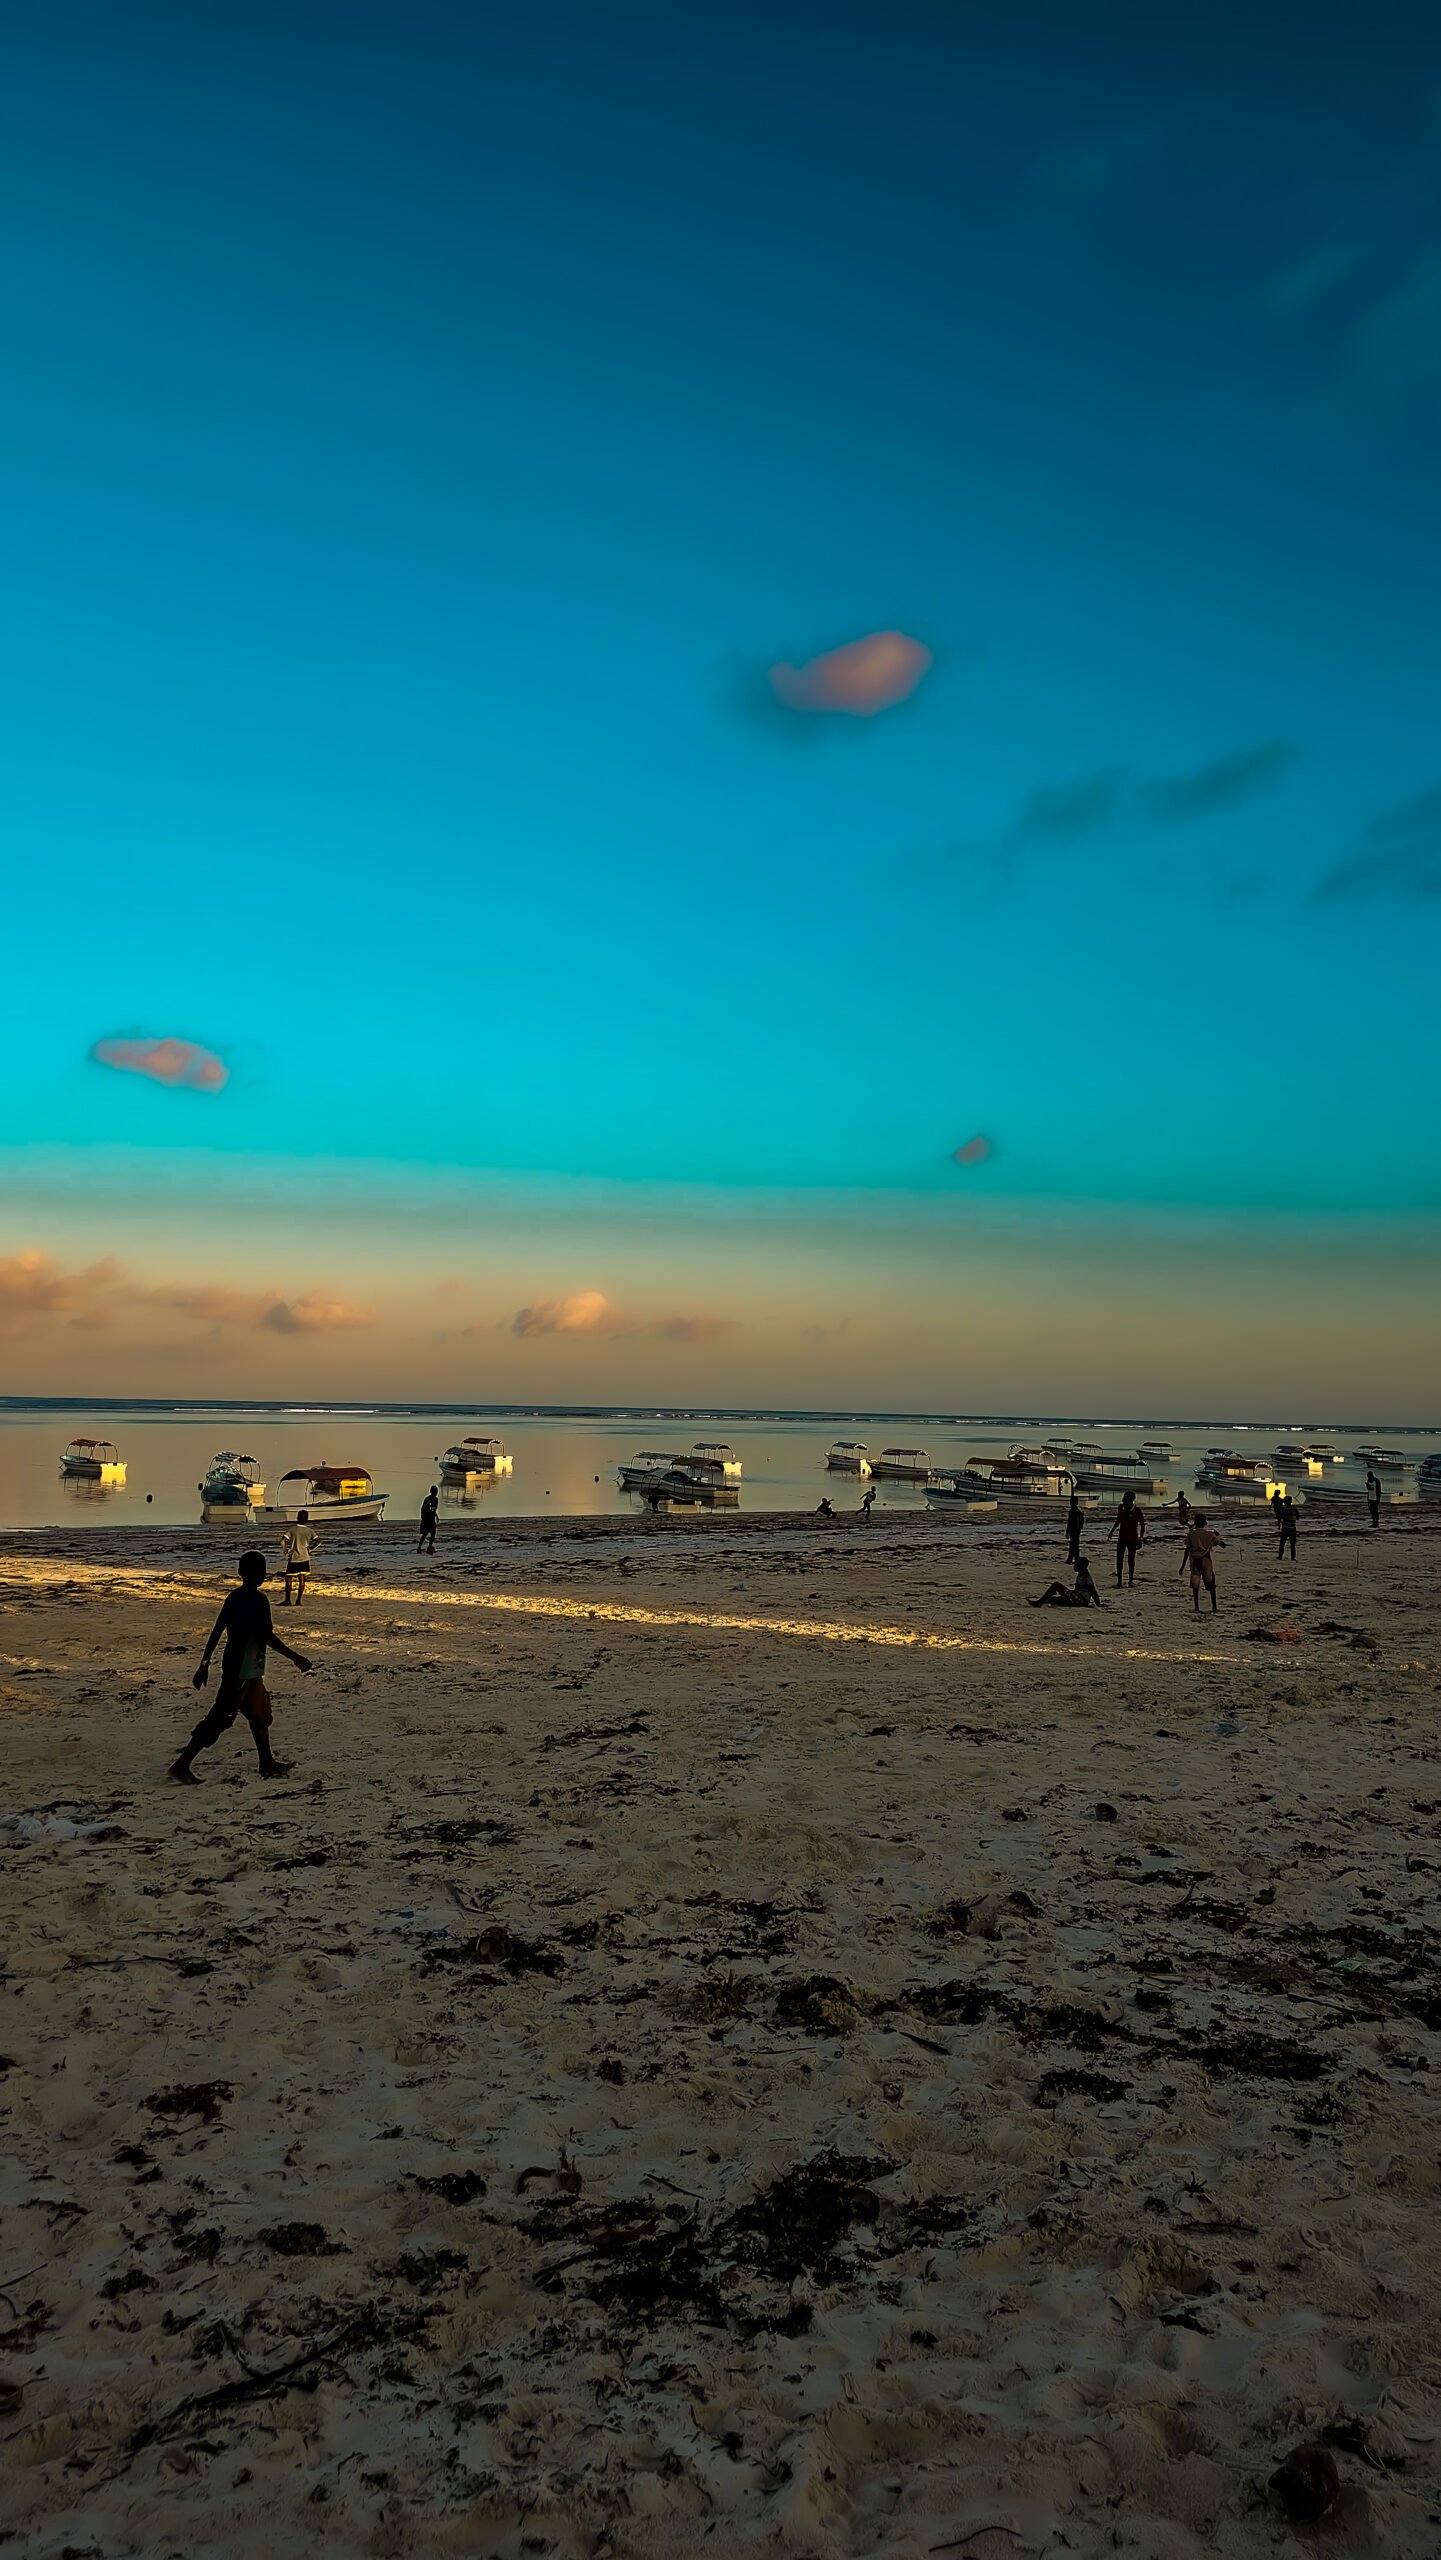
[826, 1453, 871, 1474]
[252, 1495, 387, 1524]
[870, 1461, 931, 1481]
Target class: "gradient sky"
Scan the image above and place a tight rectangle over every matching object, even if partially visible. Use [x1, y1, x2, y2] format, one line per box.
[3, 2, 1439, 1410]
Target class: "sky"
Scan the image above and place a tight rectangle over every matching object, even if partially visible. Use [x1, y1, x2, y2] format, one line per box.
[2, 0, 1439, 1413]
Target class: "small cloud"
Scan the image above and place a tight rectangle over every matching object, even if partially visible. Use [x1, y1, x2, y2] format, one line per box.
[1141, 740, 1295, 825]
[952, 1135, 994, 1167]
[647, 1312, 737, 1343]
[1014, 772, 1126, 841]
[92, 1034, 228, 1093]
[1314, 782, 1441, 902]
[511, 1289, 612, 1338]
[0, 1250, 121, 1335]
[261, 1294, 373, 1335]
[768, 630, 932, 718]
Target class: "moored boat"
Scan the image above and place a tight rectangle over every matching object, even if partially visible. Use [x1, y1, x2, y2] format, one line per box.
[60, 1437, 126, 1481]
[618, 1447, 683, 1490]
[637, 1462, 739, 1508]
[198, 1452, 264, 1520]
[1418, 1454, 1441, 1500]
[923, 1473, 998, 1514]
[870, 1446, 931, 1481]
[253, 1465, 387, 1524]
[438, 1435, 513, 1479]
[1075, 1453, 1166, 1493]
[1351, 1444, 1411, 1472]
[825, 1440, 872, 1475]
[690, 1439, 742, 1484]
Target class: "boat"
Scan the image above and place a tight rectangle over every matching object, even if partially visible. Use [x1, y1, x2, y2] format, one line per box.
[1195, 1452, 1278, 1500]
[870, 1446, 932, 1481]
[1418, 1454, 1441, 1500]
[636, 1462, 739, 1509]
[988, 1453, 1077, 1499]
[1271, 1441, 1309, 1466]
[618, 1447, 683, 1490]
[60, 1437, 126, 1481]
[1305, 1443, 1343, 1464]
[690, 1439, 742, 1484]
[1074, 1454, 1167, 1493]
[438, 1434, 513, 1479]
[825, 1440, 872, 1475]
[1137, 1440, 1173, 1466]
[198, 1452, 264, 1520]
[923, 1474, 998, 1514]
[252, 1466, 387, 1524]
[1351, 1445, 1411, 1472]
[1303, 1478, 1416, 1508]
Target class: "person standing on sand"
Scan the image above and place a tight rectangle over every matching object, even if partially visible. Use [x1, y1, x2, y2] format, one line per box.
[418, 1485, 439, 1555]
[1366, 1468, 1382, 1528]
[281, 1510, 318, 1610]
[170, 1550, 309, 1784]
[1180, 1512, 1224, 1613]
[1106, 1489, 1146, 1587]
[860, 1484, 876, 1520]
[1277, 1493, 1298, 1559]
[1270, 1486, 1285, 1532]
[1176, 1489, 1192, 1528]
[1065, 1493, 1084, 1565]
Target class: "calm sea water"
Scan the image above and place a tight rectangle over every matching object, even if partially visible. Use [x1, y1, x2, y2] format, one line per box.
[0, 1404, 1435, 1533]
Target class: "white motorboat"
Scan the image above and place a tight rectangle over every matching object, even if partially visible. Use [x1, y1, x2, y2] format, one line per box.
[199, 1452, 264, 1520]
[618, 1447, 683, 1490]
[1352, 1445, 1411, 1472]
[253, 1465, 387, 1525]
[1418, 1454, 1441, 1500]
[1137, 1440, 1173, 1466]
[438, 1434, 513, 1479]
[1196, 1452, 1278, 1500]
[870, 1446, 932, 1481]
[60, 1437, 126, 1481]
[690, 1439, 742, 1484]
[923, 1474, 998, 1514]
[1075, 1454, 1167, 1493]
[637, 1462, 738, 1509]
[825, 1440, 872, 1475]
[1305, 1443, 1343, 1464]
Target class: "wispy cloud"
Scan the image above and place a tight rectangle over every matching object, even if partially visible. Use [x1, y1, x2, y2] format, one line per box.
[92, 1034, 228, 1093]
[949, 737, 1297, 879]
[261, 1294, 373, 1334]
[1142, 739, 1295, 824]
[767, 630, 933, 718]
[505, 1289, 735, 1344]
[1314, 783, 1441, 902]
[0, 1250, 371, 1340]
[952, 1135, 994, 1167]
[510, 1289, 612, 1338]
[1012, 773, 1127, 842]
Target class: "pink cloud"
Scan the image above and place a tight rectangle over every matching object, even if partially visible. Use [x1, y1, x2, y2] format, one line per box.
[952, 1134, 994, 1166]
[92, 1034, 229, 1093]
[769, 630, 932, 718]
[511, 1289, 612, 1338]
[261, 1294, 373, 1335]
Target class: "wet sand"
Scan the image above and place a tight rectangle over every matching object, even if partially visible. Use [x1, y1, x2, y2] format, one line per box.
[3, 1509, 1440, 2556]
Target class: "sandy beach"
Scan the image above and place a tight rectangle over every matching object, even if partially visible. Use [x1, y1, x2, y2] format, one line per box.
[3, 1506, 1440, 2557]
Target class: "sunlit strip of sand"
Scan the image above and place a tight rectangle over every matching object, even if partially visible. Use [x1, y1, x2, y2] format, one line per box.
[0, 1555, 1238, 1664]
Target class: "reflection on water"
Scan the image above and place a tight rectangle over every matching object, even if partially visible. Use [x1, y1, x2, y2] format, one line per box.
[0, 1409, 1432, 1534]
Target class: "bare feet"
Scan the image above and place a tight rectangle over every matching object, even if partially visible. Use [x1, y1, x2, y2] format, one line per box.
[168, 1759, 200, 1785]
[258, 1759, 293, 1779]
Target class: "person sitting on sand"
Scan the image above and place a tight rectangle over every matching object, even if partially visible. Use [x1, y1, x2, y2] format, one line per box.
[281, 1510, 318, 1610]
[1031, 1555, 1104, 1608]
[815, 1496, 835, 1517]
[170, 1550, 309, 1784]
[1105, 1488, 1146, 1587]
[1180, 1512, 1224, 1614]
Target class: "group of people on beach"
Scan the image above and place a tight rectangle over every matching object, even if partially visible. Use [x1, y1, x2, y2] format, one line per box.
[1031, 1488, 1228, 1613]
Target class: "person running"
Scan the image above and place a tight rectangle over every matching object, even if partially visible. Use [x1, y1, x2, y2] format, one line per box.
[170, 1550, 310, 1784]
[1031, 1555, 1105, 1608]
[1065, 1493, 1085, 1566]
[1366, 1468, 1382, 1528]
[418, 1484, 439, 1555]
[1176, 1488, 1192, 1529]
[1180, 1512, 1224, 1613]
[1276, 1493, 1297, 1559]
[1106, 1488, 1146, 1587]
[860, 1484, 877, 1520]
[281, 1510, 318, 1610]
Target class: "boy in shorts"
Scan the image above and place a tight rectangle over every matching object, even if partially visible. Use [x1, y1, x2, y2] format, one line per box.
[170, 1550, 310, 1783]
[282, 1510, 318, 1609]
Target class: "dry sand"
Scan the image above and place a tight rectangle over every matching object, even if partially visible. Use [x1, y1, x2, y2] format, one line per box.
[2, 1506, 1440, 2557]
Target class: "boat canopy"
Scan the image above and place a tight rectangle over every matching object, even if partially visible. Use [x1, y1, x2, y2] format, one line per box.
[285, 1465, 374, 1494]
[64, 1438, 120, 1461]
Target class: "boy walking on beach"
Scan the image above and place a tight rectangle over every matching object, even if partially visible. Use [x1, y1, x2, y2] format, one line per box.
[170, 1551, 310, 1784]
[1180, 1513, 1224, 1614]
[418, 1485, 439, 1554]
[282, 1510, 317, 1609]
[1106, 1490, 1146, 1586]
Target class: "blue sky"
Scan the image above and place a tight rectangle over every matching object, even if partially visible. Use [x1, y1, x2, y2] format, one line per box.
[2, 2, 1439, 1401]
